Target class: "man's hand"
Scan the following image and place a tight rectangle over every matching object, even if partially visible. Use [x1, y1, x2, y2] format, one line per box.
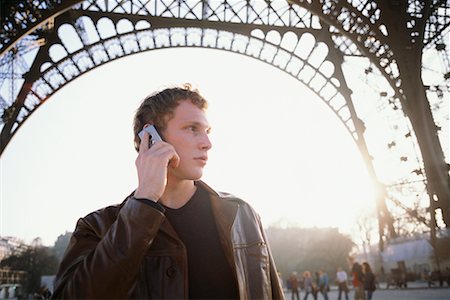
[134, 127, 180, 201]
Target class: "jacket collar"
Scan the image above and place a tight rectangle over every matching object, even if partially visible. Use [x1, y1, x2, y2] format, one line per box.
[196, 180, 239, 272]
[156, 180, 240, 246]
[196, 180, 240, 233]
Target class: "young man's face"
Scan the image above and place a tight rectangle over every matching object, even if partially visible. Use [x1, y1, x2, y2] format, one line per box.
[163, 100, 212, 181]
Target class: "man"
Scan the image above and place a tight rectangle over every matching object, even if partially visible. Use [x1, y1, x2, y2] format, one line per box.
[52, 85, 284, 299]
[288, 271, 300, 300]
[318, 270, 329, 300]
[336, 267, 349, 300]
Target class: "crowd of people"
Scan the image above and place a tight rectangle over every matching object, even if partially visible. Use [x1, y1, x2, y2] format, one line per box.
[426, 267, 450, 288]
[286, 269, 331, 300]
[286, 257, 376, 300]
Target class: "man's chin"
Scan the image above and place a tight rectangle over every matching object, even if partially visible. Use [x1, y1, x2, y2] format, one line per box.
[175, 172, 203, 182]
[169, 166, 204, 181]
[190, 173, 203, 181]
[190, 169, 205, 181]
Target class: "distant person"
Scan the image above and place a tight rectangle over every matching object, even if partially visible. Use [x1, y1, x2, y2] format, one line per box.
[336, 266, 349, 300]
[315, 271, 320, 289]
[318, 269, 329, 300]
[52, 84, 284, 299]
[427, 270, 436, 287]
[362, 262, 376, 300]
[446, 267, 450, 286]
[289, 271, 300, 300]
[299, 273, 306, 291]
[348, 256, 365, 300]
[303, 271, 317, 300]
[437, 269, 444, 287]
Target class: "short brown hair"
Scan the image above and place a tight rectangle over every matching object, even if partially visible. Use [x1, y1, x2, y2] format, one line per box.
[133, 84, 208, 151]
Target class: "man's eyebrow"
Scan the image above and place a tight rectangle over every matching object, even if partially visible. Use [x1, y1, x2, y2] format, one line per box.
[185, 121, 211, 129]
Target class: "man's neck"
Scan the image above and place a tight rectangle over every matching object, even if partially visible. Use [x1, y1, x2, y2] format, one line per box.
[160, 179, 197, 209]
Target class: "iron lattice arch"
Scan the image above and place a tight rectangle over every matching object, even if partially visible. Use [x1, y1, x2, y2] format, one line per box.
[1, 0, 449, 249]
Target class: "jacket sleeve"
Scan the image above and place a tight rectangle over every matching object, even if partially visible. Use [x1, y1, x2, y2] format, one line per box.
[268, 248, 285, 299]
[261, 223, 285, 300]
[52, 198, 165, 299]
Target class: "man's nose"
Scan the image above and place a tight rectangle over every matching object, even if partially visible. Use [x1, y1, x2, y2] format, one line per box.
[199, 133, 212, 150]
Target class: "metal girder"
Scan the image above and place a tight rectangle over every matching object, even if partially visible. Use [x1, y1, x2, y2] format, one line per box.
[0, 0, 84, 56]
[288, 0, 450, 229]
[0, 19, 360, 152]
[0, 0, 449, 250]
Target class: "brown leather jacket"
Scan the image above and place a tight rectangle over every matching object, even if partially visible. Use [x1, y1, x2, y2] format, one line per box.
[53, 181, 285, 299]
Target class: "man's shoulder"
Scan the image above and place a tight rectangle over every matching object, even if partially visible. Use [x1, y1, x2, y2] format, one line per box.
[85, 200, 125, 217]
[202, 183, 265, 226]
[216, 190, 245, 203]
[198, 181, 250, 206]
[79, 199, 127, 229]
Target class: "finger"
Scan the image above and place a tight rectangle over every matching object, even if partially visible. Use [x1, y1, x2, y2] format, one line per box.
[139, 127, 150, 154]
[153, 145, 180, 168]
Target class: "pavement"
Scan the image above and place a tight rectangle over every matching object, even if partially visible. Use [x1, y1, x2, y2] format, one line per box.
[284, 281, 450, 300]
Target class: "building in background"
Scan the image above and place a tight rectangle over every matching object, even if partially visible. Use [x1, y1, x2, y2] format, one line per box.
[358, 228, 450, 286]
[0, 237, 27, 261]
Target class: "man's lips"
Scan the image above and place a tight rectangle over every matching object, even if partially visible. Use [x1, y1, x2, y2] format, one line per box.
[194, 156, 208, 163]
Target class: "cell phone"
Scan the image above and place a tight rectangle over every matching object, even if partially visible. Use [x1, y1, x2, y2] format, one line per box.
[138, 125, 163, 145]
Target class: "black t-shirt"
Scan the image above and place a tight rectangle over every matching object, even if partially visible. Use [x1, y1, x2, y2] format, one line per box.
[162, 184, 239, 299]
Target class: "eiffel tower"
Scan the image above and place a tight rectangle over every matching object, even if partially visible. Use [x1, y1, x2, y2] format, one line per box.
[1, 0, 449, 257]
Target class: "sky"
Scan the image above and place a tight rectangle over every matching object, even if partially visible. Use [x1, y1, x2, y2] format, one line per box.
[0, 48, 375, 246]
